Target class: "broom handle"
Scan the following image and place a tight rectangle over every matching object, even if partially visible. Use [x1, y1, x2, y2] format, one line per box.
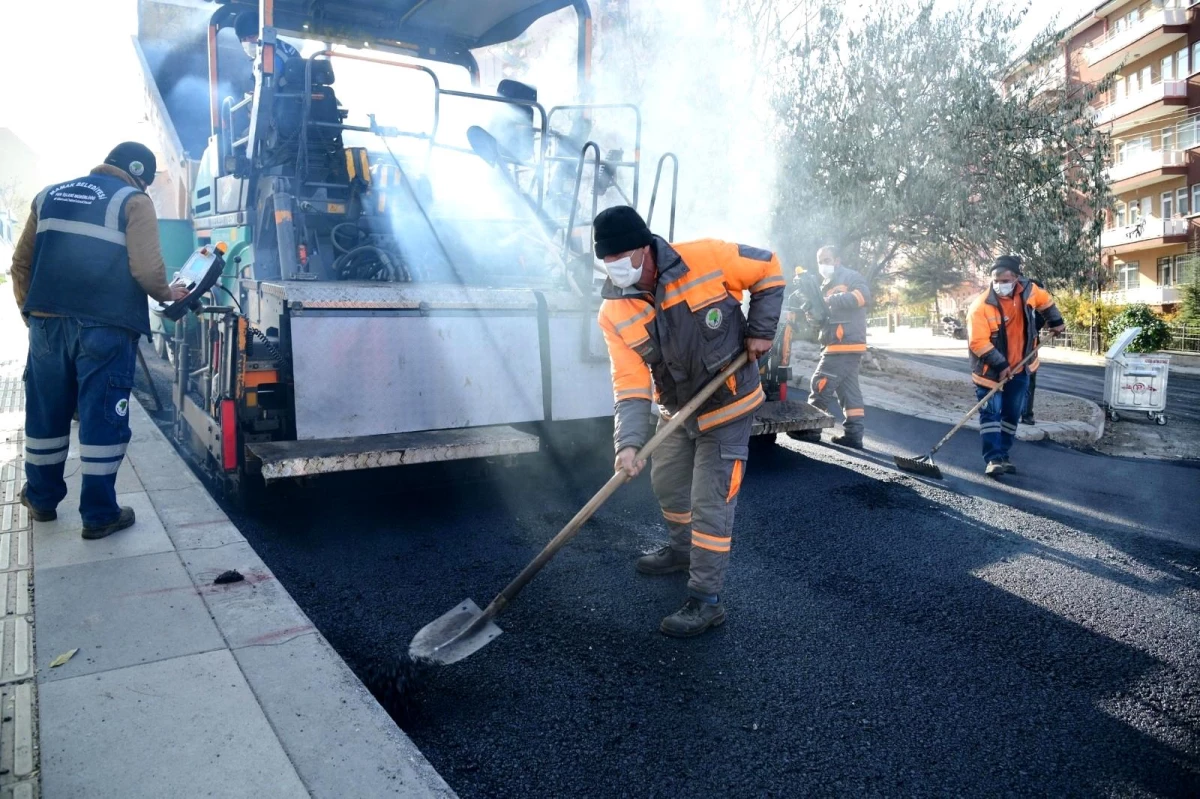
[927, 348, 1040, 457]
[477, 351, 753, 622]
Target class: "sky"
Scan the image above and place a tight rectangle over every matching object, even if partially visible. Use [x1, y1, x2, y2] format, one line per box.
[0, 0, 1107, 189]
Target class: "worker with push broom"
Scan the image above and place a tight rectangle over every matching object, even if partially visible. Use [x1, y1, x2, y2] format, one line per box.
[595, 206, 785, 638]
[967, 255, 1065, 477]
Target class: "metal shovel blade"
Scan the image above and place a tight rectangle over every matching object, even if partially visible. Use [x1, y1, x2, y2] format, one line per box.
[408, 598, 503, 666]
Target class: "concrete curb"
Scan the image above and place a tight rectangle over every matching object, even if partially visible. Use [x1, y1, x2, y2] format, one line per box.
[791, 347, 1105, 448]
[860, 390, 1105, 446]
[121, 398, 458, 798]
[7, 392, 457, 799]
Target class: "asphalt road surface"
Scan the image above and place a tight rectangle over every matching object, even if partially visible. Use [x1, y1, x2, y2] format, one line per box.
[893, 350, 1200, 425]
[132, 344, 1200, 797]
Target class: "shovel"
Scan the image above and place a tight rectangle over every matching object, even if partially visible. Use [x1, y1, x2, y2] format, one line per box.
[410, 351, 753, 665]
[893, 348, 1039, 480]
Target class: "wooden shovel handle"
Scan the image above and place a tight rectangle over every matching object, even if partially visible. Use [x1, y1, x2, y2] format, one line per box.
[479, 351, 753, 621]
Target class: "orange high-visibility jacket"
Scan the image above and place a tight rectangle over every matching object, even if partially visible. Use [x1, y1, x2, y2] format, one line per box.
[598, 237, 785, 451]
[817, 265, 871, 354]
[967, 278, 1063, 388]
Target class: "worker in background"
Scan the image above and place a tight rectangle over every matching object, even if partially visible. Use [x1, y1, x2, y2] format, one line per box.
[967, 255, 1065, 477]
[596, 206, 784, 638]
[806, 245, 871, 448]
[1021, 274, 1048, 426]
[235, 10, 299, 78]
[9, 143, 187, 538]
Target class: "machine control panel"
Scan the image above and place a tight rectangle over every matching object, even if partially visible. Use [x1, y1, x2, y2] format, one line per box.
[154, 242, 228, 321]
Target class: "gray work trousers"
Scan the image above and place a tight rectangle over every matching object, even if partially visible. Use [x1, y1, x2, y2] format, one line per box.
[808, 352, 866, 437]
[650, 413, 752, 599]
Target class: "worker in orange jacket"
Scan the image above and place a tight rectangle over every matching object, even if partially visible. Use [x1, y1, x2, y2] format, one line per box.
[967, 255, 1065, 476]
[595, 206, 785, 638]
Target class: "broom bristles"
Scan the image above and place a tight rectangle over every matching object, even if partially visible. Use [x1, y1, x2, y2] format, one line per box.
[893, 454, 943, 479]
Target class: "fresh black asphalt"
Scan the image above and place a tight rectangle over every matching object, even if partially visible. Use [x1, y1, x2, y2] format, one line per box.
[134, 344, 1200, 797]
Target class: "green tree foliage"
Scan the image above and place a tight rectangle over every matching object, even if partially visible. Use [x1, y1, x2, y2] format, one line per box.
[900, 245, 967, 305]
[1107, 304, 1171, 353]
[1178, 279, 1200, 326]
[770, 1, 1110, 292]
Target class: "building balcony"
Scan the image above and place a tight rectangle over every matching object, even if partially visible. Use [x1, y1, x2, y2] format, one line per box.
[1106, 149, 1188, 192]
[1085, 7, 1189, 71]
[1101, 285, 1182, 305]
[1100, 216, 1189, 253]
[1094, 80, 1188, 131]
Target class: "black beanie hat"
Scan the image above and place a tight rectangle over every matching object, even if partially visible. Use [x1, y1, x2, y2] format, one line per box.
[234, 11, 260, 40]
[990, 254, 1022, 274]
[593, 205, 652, 258]
[104, 142, 157, 187]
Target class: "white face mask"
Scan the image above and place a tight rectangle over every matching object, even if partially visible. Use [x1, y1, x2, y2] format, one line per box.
[993, 281, 1015, 297]
[242, 41, 258, 60]
[604, 251, 644, 288]
[818, 263, 836, 280]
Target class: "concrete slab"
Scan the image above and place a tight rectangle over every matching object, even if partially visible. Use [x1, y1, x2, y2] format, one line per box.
[146, 484, 228, 535]
[35, 552, 224, 682]
[166, 519, 246, 551]
[179, 541, 313, 649]
[235, 634, 456, 798]
[40, 649, 309, 799]
[33, 491, 173, 570]
[127, 437, 202, 491]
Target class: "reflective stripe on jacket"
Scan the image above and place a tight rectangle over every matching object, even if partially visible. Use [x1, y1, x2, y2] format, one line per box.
[967, 278, 1063, 388]
[599, 237, 785, 451]
[23, 169, 151, 335]
[818, 265, 871, 353]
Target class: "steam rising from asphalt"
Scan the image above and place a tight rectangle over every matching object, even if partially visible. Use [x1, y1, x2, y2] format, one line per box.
[491, 1, 782, 249]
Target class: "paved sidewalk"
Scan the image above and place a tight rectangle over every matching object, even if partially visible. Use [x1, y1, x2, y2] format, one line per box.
[0, 350, 454, 797]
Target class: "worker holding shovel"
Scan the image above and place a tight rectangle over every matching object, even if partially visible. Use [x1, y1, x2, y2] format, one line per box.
[595, 206, 785, 638]
[967, 255, 1065, 477]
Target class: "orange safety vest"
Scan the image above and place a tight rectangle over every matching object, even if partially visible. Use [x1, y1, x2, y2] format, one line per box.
[598, 237, 785, 447]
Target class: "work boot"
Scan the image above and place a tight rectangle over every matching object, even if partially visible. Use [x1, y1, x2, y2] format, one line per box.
[1020, 414, 1036, 426]
[787, 429, 822, 443]
[18, 486, 56, 522]
[82, 507, 136, 540]
[831, 433, 864, 450]
[660, 597, 726, 638]
[1000, 459, 1016, 474]
[635, 546, 690, 576]
[985, 460, 1006, 478]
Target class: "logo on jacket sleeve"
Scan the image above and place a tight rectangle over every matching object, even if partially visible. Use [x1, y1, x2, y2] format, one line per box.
[115, 398, 129, 417]
[705, 308, 723, 329]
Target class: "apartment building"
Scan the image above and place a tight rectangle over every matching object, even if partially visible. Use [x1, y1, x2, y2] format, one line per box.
[1056, 0, 1200, 312]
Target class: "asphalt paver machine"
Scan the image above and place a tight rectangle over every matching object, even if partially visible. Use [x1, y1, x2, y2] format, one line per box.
[134, 0, 828, 501]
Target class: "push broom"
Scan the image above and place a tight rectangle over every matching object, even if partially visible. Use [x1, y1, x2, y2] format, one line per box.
[893, 348, 1039, 480]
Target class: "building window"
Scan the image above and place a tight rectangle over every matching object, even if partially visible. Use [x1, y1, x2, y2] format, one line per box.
[1178, 187, 1189, 216]
[1193, 42, 1200, 75]
[1163, 126, 1175, 150]
[1179, 116, 1200, 149]
[1159, 257, 1173, 286]
[1163, 56, 1175, 81]
[1178, 254, 1198, 284]
[1162, 191, 1174, 219]
[1117, 262, 1140, 291]
[1179, 47, 1190, 77]
[1115, 202, 1127, 227]
[1193, 184, 1200, 216]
